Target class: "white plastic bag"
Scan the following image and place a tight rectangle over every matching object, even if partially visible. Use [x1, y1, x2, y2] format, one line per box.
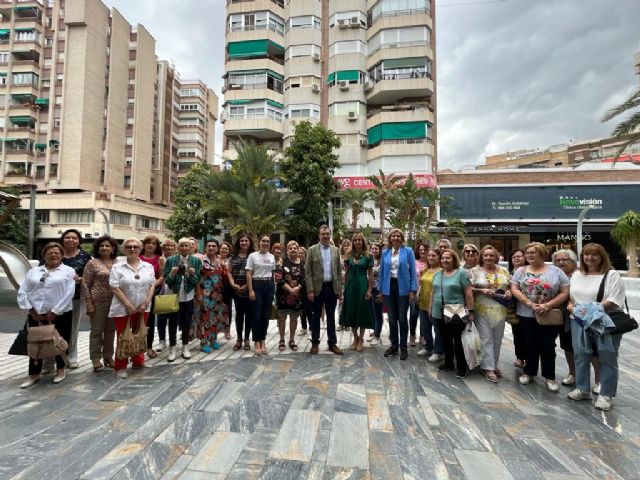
[461, 322, 483, 370]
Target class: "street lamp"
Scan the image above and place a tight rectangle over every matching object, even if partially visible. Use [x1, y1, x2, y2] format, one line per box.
[93, 208, 111, 236]
[577, 205, 596, 258]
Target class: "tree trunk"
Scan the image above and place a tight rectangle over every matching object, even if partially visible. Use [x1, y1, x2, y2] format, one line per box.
[627, 239, 639, 277]
[379, 201, 385, 242]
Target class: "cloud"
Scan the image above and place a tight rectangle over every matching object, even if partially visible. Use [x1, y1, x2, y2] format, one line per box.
[103, 0, 640, 170]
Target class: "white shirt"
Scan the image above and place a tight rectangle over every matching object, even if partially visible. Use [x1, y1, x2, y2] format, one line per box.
[246, 252, 276, 280]
[390, 250, 400, 279]
[17, 264, 76, 315]
[108, 261, 155, 317]
[320, 244, 333, 282]
[570, 270, 626, 310]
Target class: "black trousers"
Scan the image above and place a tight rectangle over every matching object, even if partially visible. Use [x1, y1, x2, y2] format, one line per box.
[311, 282, 338, 346]
[28, 311, 72, 375]
[512, 322, 526, 360]
[233, 294, 252, 340]
[436, 317, 467, 373]
[300, 297, 311, 330]
[520, 316, 559, 380]
[169, 300, 194, 346]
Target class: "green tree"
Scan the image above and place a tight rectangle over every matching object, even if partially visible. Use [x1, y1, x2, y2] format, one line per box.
[601, 86, 640, 159]
[341, 188, 374, 232]
[0, 186, 40, 256]
[366, 170, 404, 242]
[280, 121, 341, 244]
[166, 162, 219, 240]
[611, 210, 640, 277]
[386, 174, 437, 245]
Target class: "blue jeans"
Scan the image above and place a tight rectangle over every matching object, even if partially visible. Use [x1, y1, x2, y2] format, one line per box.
[250, 280, 274, 342]
[383, 278, 409, 349]
[419, 309, 443, 354]
[571, 320, 622, 397]
[370, 287, 384, 337]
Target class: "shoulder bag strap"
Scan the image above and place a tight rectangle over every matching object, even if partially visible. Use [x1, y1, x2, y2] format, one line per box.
[440, 271, 445, 311]
[596, 270, 609, 303]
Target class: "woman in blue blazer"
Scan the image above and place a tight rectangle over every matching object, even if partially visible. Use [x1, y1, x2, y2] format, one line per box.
[377, 228, 417, 360]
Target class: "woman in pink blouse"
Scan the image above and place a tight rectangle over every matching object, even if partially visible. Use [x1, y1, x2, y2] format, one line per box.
[82, 235, 118, 371]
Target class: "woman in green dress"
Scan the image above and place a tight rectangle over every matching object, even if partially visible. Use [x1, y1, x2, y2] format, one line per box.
[341, 232, 374, 352]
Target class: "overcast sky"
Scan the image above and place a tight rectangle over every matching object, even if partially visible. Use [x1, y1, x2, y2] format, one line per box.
[104, 0, 640, 171]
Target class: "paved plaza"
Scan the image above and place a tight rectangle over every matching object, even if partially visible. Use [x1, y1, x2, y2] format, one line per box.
[1, 303, 640, 480]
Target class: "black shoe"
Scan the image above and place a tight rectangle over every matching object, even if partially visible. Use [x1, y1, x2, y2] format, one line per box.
[384, 346, 399, 357]
[400, 348, 408, 360]
[456, 369, 468, 379]
[438, 364, 454, 371]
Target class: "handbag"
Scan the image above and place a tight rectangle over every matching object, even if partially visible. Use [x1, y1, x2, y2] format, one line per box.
[116, 313, 148, 359]
[8, 319, 29, 356]
[441, 274, 468, 326]
[535, 308, 564, 326]
[153, 293, 179, 315]
[597, 271, 638, 335]
[27, 322, 69, 363]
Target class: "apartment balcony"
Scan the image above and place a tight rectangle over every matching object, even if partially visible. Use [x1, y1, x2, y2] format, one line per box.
[225, 113, 284, 139]
[224, 86, 284, 105]
[366, 138, 434, 160]
[367, 9, 432, 38]
[366, 72, 433, 105]
[9, 83, 39, 96]
[227, 0, 284, 16]
[12, 37, 43, 53]
[366, 105, 434, 130]
[226, 25, 283, 46]
[367, 44, 434, 71]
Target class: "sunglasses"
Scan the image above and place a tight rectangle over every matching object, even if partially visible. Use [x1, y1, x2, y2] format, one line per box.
[39, 272, 49, 283]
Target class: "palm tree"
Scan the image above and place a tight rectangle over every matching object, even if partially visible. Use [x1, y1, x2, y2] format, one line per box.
[601, 86, 640, 159]
[366, 169, 404, 241]
[341, 188, 374, 232]
[611, 210, 640, 277]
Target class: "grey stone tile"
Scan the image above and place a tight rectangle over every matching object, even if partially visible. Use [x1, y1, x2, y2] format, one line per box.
[236, 430, 278, 466]
[502, 459, 546, 480]
[455, 449, 515, 480]
[395, 434, 447, 479]
[335, 383, 367, 414]
[464, 377, 511, 403]
[322, 466, 371, 479]
[202, 381, 244, 412]
[369, 455, 404, 480]
[226, 462, 263, 480]
[432, 404, 493, 451]
[270, 408, 321, 462]
[187, 431, 250, 474]
[259, 458, 309, 480]
[327, 412, 369, 469]
[177, 471, 225, 480]
[367, 394, 393, 431]
[158, 454, 194, 480]
[417, 395, 440, 426]
[110, 441, 186, 480]
[79, 442, 148, 479]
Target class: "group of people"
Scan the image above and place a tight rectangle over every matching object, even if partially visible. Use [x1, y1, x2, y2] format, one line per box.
[16, 226, 629, 411]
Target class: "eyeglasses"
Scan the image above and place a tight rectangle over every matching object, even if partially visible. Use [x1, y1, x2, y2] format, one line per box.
[555, 258, 570, 263]
[124, 245, 140, 250]
[512, 254, 524, 258]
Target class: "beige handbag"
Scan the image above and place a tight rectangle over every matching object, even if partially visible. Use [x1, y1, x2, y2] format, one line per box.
[27, 323, 69, 363]
[116, 313, 148, 359]
[535, 308, 563, 326]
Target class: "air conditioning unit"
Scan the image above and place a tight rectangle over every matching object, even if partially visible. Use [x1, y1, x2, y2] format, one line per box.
[359, 139, 368, 148]
[339, 80, 349, 90]
[312, 52, 320, 62]
[125, 159, 133, 166]
[337, 19, 347, 28]
[364, 80, 373, 93]
[348, 111, 357, 121]
[349, 17, 359, 28]
[311, 84, 320, 93]
[220, 112, 227, 123]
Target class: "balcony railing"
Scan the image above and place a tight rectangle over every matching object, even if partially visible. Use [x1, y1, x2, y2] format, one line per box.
[228, 0, 283, 7]
[6, 148, 34, 155]
[228, 24, 283, 35]
[366, 103, 433, 118]
[224, 82, 283, 94]
[369, 7, 431, 24]
[228, 53, 284, 66]
[228, 112, 283, 122]
[369, 70, 432, 83]
[368, 138, 433, 149]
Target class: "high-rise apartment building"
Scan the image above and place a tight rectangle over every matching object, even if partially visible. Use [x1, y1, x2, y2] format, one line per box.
[222, 0, 436, 177]
[0, 0, 216, 243]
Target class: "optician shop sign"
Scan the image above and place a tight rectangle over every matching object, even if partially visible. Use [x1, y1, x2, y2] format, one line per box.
[441, 184, 638, 220]
[336, 174, 437, 190]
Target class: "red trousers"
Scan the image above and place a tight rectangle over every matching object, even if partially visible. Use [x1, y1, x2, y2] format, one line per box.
[113, 312, 148, 371]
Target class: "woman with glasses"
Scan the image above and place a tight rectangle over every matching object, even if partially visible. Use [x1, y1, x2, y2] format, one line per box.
[139, 235, 165, 359]
[109, 238, 156, 378]
[511, 242, 569, 391]
[461, 244, 480, 278]
[59, 228, 92, 369]
[508, 249, 527, 369]
[18, 242, 76, 388]
[163, 238, 203, 361]
[247, 235, 277, 355]
[82, 235, 118, 371]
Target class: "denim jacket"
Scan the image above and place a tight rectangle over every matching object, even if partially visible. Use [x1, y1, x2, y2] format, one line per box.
[572, 302, 615, 353]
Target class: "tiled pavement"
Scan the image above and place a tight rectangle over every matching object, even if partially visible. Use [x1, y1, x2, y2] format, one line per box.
[1, 315, 640, 480]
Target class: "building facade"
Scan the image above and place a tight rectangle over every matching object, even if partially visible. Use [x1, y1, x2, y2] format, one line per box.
[0, 0, 216, 246]
[222, 0, 436, 177]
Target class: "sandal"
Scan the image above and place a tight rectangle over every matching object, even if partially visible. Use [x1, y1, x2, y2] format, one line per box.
[244, 339, 251, 350]
[279, 340, 286, 352]
[289, 340, 299, 352]
[225, 332, 231, 340]
[233, 340, 242, 351]
[147, 349, 158, 359]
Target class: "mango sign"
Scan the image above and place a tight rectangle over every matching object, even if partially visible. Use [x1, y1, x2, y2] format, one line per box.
[335, 174, 437, 190]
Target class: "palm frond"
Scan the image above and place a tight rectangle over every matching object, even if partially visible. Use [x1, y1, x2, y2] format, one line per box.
[609, 111, 640, 138]
[601, 87, 640, 122]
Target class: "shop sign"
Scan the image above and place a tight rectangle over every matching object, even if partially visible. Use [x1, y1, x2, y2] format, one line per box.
[336, 174, 437, 190]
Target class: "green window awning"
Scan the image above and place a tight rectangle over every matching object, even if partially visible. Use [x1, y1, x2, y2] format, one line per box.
[35, 98, 49, 105]
[266, 99, 284, 109]
[327, 72, 335, 84]
[14, 27, 35, 32]
[10, 115, 33, 124]
[11, 94, 36, 101]
[0, 72, 6, 77]
[367, 121, 428, 145]
[49, 139, 59, 146]
[227, 99, 251, 105]
[337, 70, 360, 82]
[0, 29, 9, 36]
[383, 57, 427, 69]
[267, 69, 283, 81]
[14, 6, 37, 10]
[35, 143, 47, 149]
[228, 40, 269, 58]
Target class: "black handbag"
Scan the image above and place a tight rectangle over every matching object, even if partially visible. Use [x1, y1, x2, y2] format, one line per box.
[597, 271, 638, 335]
[8, 319, 29, 356]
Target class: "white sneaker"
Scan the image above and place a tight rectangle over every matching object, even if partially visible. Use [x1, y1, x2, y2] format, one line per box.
[156, 340, 167, 352]
[182, 345, 191, 359]
[595, 395, 612, 411]
[546, 380, 559, 392]
[561, 374, 576, 386]
[371, 336, 380, 346]
[519, 374, 532, 385]
[298, 329, 307, 336]
[417, 349, 430, 357]
[167, 347, 176, 362]
[592, 383, 601, 394]
[115, 370, 128, 379]
[428, 353, 442, 363]
[567, 389, 590, 401]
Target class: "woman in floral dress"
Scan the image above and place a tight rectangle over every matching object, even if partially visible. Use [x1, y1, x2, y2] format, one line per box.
[196, 240, 229, 353]
[276, 240, 305, 352]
